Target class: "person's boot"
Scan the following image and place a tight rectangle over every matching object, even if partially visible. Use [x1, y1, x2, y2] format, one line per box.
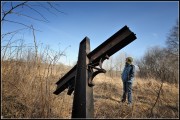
[121, 98, 126, 103]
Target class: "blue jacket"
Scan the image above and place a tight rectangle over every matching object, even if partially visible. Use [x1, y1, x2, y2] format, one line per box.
[121, 63, 135, 83]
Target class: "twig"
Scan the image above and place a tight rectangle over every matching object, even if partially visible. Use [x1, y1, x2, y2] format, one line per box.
[1, 1, 28, 21]
[24, 4, 49, 23]
[1, 45, 34, 48]
[47, 2, 66, 14]
[11, 11, 49, 23]
[2, 32, 18, 60]
[3, 19, 32, 29]
[1, 28, 28, 39]
[150, 81, 164, 116]
[31, 25, 38, 63]
[31, 3, 57, 16]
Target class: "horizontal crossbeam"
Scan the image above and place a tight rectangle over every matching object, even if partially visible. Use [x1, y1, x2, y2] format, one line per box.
[53, 65, 76, 95]
[88, 25, 136, 65]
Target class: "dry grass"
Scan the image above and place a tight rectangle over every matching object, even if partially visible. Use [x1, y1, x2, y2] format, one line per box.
[93, 75, 179, 118]
[1, 61, 179, 119]
[1, 60, 72, 118]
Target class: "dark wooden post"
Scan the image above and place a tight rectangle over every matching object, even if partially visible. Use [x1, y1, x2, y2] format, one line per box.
[71, 37, 94, 118]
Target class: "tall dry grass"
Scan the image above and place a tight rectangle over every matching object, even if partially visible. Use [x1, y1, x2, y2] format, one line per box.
[1, 39, 73, 118]
[1, 41, 179, 118]
[93, 75, 179, 118]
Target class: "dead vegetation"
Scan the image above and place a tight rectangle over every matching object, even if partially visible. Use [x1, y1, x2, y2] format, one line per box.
[1, 62, 179, 118]
[1, 59, 71, 118]
[94, 75, 178, 118]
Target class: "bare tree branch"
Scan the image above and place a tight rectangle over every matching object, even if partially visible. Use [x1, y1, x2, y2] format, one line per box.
[11, 11, 49, 23]
[31, 3, 57, 16]
[31, 25, 38, 63]
[3, 19, 32, 29]
[1, 45, 34, 48]
[2, 32, 19, 60]
[3, 19, 42, 32]
[2, 28, 28, 39]
[2, 2, 65, 36]
[24, 4, 49, 23]
[1, 1, 28, 21]
[47, 2, 66, 14]
[150, 81, 164, 117]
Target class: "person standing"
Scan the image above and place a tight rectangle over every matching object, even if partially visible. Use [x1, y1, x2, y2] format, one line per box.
[121, 57, 135, 105]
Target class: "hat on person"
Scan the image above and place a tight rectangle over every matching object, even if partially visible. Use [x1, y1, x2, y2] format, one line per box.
[126, 57, 133, 64]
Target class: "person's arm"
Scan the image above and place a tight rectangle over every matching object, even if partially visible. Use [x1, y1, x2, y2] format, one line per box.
[129, 65, 135, 80]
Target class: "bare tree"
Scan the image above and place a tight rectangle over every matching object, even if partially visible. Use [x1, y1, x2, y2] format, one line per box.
[165, 20, 179, 84]
[1, 2, 69, 118]
[1, 2, 66, 61]
[1, 2, 65, 39]
[137, 44, 178, 84]
[137, 20, 179, 84]
[114, 52, 127, 77]
[103, 56, 114, 77]
[166, 20, 179, 58]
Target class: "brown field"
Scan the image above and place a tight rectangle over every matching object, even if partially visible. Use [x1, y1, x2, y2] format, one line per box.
[1, 60, 179, 118]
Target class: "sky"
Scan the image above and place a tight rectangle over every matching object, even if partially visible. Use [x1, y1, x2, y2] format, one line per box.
[1, 1, 179, 66]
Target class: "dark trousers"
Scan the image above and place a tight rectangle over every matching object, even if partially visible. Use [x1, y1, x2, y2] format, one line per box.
[122, 81, 132, 104]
